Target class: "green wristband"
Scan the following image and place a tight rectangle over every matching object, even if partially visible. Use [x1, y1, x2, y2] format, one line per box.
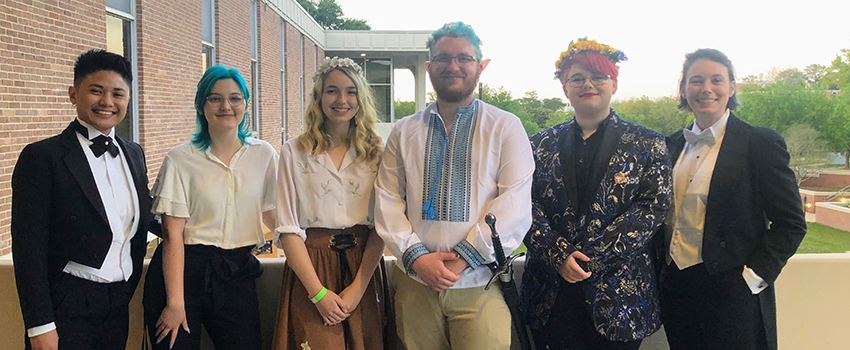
[310, 287, 328, 304]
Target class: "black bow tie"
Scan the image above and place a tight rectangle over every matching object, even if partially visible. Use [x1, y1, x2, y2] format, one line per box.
[90, 135, 119, 158]
[72, 119, 119, 158]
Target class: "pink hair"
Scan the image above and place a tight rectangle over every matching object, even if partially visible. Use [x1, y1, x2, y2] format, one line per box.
[560, 51, 619, 81]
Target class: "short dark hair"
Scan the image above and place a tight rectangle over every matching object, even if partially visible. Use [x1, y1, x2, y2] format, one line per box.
[73, 49, 133, 87]
[677, 48, 740, 112]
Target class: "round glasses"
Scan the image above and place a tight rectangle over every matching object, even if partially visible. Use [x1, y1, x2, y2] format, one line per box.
[206, 95, 245, 107]
[431, 54, 478, 66]
[566, 74, 611, 87]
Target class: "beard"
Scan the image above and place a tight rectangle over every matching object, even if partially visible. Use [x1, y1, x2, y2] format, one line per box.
[430, 69, 480, 103]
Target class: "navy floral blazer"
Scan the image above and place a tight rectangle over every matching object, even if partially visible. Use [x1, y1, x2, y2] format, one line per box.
[520, 111, 673, 341]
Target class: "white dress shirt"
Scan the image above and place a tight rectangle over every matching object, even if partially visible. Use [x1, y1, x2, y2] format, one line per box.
[669, 110, 766, 294]
[151, 139, 277, 249]
[375, 100, 534, 288]
[30, 119, 139, 337]
[274, 137, 380, 244]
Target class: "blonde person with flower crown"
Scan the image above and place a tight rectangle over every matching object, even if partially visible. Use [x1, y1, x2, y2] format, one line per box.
[520, 38, 673, 350]
[271, 57, 392, 350]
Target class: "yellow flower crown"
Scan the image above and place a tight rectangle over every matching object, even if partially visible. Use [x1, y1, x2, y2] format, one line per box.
[554, 38, 627, 79]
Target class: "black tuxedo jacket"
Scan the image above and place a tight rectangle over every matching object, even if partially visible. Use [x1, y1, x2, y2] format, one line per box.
[11, 122, 153, 329]
[656, 114, 806, 348]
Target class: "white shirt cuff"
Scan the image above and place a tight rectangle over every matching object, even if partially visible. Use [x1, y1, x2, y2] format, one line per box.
[28, 322, 56, 337]
[742, 265, 768, 294]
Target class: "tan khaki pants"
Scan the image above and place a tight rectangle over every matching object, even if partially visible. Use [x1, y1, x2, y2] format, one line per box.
[391, 267, 512, 350]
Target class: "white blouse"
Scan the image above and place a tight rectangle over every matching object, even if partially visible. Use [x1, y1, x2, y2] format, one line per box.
[274, 137, 380, 244]
[151, 138, 278, 249]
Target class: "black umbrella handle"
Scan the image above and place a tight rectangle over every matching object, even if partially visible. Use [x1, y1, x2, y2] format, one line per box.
[485, 213, 507, 266]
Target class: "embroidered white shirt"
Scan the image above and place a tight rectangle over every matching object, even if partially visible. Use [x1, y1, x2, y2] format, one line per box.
[274, 137, 380, 244]
[151, 139, 277, 249]
[375, 100, 534, 288]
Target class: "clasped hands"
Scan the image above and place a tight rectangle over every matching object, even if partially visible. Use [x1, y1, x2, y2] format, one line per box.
[411, 252, 468, 292]
[560, 250, 592, 283]
[314, 281, 365, 327]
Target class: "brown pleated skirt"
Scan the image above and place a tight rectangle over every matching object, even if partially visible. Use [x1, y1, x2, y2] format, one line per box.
[272, 225, 395, 350]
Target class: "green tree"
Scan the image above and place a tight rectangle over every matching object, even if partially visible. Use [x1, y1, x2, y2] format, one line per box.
[820, 49, 850, 90]
[297, 0, 371, 30]
[822, 94, 850, 168]
[479, 85, 540, 135]
[804, 64, 827, 86]
[394, 100, 415, 118]
[612, 96, 691, 135]
[783, 124, 830, 185]
[774, 68, 806, 86]
[736, 83, 832, 135]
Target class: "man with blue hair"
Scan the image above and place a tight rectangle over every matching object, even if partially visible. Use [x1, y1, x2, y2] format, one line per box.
[375, 22, 534, 350]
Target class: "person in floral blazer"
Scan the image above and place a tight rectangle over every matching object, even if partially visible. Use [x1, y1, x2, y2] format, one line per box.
[520, 38, 673, 350]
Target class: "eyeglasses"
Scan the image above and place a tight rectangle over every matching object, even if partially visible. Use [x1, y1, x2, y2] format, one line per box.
[566, 74, 611, 88]
[431, 54, 478, 66]
[206, 95, 245, 107]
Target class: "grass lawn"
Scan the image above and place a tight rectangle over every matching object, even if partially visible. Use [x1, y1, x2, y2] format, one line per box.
[511, 222, 850, 256]
[796, 222, 850, 254]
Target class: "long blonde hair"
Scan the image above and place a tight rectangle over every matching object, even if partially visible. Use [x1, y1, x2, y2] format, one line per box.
[297, 65, 382, 163]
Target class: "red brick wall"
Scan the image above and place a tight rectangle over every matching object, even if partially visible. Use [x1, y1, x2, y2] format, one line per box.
[283, 22, 302, 141]
[136, 0, 202, 183]
[0, 0, 107, 255]
[800, 173, 850, 191]
[258, 5, 282, 152]
[816, 202, 850, 232]
[216, 0, 252, 99]
[0, 0, 326, 255]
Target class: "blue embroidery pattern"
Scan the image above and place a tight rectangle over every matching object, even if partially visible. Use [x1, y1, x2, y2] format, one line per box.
[420, 101, 478, 222]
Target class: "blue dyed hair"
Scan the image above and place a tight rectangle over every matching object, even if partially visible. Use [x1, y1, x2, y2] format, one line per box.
[192, 66, 252, 150]
[426, 21, 483, 60]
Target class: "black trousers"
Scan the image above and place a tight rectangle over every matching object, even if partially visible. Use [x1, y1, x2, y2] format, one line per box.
[660, 262, 769, 350]
[143, 244, 263, 350]
[25, 274, 134, 350]
[531, 280, 642, 350]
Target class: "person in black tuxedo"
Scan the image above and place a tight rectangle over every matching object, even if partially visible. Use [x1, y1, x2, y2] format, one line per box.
[657, 48, 807, 350]
[11, 50, 152, 350]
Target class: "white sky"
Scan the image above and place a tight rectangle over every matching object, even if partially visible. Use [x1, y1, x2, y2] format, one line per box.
[337, 0, 850, 103]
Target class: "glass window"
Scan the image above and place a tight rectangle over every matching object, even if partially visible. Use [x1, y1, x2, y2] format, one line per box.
[372, 85, 391, 123]
[366, 59, 391, 84]
[106, 0, 131, 14]
[202, 0, 214, 44]
[105, 14, 133, 140]
[362, 58, 392, 122]
[202, 44, 214, 72]
[251, 60, 259, 133]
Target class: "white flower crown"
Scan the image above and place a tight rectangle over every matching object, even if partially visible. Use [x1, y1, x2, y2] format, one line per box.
[313, 56, 364, 82]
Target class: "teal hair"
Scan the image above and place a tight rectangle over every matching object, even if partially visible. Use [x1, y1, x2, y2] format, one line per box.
[426, 21, 483, 60]
[192, 66, 252, 151]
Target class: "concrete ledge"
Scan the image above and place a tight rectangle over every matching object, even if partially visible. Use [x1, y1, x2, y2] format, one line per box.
[2, 253, 849, 349]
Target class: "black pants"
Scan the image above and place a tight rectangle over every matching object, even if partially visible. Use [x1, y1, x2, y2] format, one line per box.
[143, 244, 263, 350]
[25, 274, 133, 350]
[531, 280, 642, 350]
[660, 262, 769, 350]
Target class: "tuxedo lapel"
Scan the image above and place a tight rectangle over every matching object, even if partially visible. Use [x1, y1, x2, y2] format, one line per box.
[558, 121, 580, 209]
[704, 114, 749, 240]
[668, 130, 686, 164]
[60, 123, 109, 225]
[115, 136, 145, 193]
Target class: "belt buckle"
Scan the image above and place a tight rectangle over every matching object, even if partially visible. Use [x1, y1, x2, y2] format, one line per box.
[329, 233, 357, 252]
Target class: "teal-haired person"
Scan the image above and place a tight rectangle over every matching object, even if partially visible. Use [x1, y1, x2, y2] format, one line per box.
[375, 22, 533, 350]
[143, 66, 278, 350]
